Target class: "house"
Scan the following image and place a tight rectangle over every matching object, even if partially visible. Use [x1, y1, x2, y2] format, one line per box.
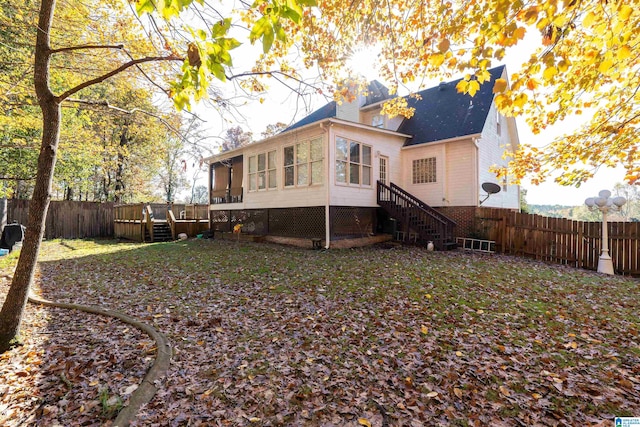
[206, 65, 520, 249]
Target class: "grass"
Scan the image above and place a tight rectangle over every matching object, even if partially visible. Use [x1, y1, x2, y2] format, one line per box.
[2, 238, 639, 425]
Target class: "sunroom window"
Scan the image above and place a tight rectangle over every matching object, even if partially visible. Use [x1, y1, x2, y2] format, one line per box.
[284, 138, 323, 187]
[336, 137, 372, 186]
[248, 150, 276, 191]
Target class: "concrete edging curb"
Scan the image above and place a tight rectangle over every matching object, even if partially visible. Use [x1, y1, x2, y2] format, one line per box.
[28, 294, 172, 427]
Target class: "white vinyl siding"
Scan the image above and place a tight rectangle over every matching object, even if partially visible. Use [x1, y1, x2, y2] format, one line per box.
[221, 128, 326, 210]
[444, 141, 476, 206]
[477, 98, 520, 209]
[328, 124, 406, 207]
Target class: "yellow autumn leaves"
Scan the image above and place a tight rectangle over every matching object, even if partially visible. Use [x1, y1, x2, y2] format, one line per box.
[140, 0, 639, 185]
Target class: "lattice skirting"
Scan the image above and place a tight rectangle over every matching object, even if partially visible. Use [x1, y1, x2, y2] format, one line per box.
[329, 206, 376, 239]
[210, 206, 377, 239]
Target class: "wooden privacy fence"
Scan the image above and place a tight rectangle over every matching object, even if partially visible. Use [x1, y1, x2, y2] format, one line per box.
[6, 199, 114, 239]
[475, 207, 640, 276]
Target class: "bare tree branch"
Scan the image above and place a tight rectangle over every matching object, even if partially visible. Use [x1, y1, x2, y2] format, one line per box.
[56, 55, 182, 102]
[49, 44, 124, 54]
[121, 49, 171, 96]
[63, 98, 190, 144]
[225, 70, 322, 93]
[0, 144, 37, 149]
[0, 175, 36, 181]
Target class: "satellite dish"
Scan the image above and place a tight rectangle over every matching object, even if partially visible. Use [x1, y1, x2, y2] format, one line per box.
[480, 182, 501, 205]
[482, 182, 501, 194]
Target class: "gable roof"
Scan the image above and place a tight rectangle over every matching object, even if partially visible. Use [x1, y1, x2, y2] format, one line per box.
[284, 66, 506, 145]
[362, 80, 391, 107]
[285, 80, 392, 132]
[398, 65, 505, 146]
[285, 101, 336, 132]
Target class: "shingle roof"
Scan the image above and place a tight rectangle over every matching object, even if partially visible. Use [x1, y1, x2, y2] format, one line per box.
[284, 101, 336, 132]
[362, 80, 391, 107]
[284, 66, 505, 144]
[398, 66, 505, 146]
[285, 80, 393, 132]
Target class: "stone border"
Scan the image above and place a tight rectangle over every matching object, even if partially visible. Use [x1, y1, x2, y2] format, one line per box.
[28, 294, 172, 427]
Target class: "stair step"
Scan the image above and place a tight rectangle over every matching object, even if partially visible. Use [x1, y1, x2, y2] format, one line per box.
[378, 182, 456, 250]
[443, 241, 459, 250]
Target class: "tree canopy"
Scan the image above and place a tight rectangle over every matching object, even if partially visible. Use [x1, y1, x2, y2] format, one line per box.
[6, 0, 636, 191]
[0, 0, 184, 201]
[241, 0, 639, 186]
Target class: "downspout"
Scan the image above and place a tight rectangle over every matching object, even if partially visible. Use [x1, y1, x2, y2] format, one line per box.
[473, 137, 480, 206]
[320, 122, 331, 249]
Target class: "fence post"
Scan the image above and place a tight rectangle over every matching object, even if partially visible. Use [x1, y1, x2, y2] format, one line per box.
[0, 197, 6, 237]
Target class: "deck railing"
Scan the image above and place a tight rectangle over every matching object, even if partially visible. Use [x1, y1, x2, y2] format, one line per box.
[144, 205, 154, 242]
[115, 203, 209, 242]
[210, 188, 243, 204]
[171, 203, 208, 220]
[167, 209, 177, 240]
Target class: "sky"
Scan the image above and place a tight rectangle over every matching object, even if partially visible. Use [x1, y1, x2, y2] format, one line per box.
[186, 23, 630, 207]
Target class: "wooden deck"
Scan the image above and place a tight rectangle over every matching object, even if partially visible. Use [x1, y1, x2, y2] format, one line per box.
[114, 203, 209, 242]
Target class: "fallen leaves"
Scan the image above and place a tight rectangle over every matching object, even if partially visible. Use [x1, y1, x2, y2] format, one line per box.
[498, 385, 511, 397]
[2, 239, 639, 426]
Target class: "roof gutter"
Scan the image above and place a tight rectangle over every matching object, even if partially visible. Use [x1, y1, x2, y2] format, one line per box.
[204, 118, 338, 164]
[327, 118, 411, 138]
[401, 133, 481, 150]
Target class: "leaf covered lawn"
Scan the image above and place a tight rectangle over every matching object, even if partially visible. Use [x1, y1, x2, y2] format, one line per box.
[1, 239, 639, 426]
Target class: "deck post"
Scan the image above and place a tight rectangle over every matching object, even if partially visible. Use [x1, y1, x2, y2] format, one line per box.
[140, 202, 145, 242]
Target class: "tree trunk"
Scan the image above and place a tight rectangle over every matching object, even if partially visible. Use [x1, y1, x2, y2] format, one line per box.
[0, 0, 59, 353]
[114, 125, 129, 203]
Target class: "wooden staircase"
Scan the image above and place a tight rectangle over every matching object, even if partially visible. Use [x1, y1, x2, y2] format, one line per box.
[144, 220, 173, 242]
[377, 181, 457, 250]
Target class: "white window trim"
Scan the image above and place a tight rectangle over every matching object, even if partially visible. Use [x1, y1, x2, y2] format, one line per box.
[335, 136, 373, 188]
[372, 114, 384, 128]
[283, 138, 324, 188]
[247, 150, 277, 192]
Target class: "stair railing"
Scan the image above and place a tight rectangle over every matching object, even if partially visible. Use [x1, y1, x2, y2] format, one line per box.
[377, 181, 456, 249]
[144, 204, 154, 242]
[167, 208, 177, 240]
[389, 182, 456, 227]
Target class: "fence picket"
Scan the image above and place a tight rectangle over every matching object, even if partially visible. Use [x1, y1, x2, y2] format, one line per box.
[6, 200, 114, 239]
[475, 208, 639, 277]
